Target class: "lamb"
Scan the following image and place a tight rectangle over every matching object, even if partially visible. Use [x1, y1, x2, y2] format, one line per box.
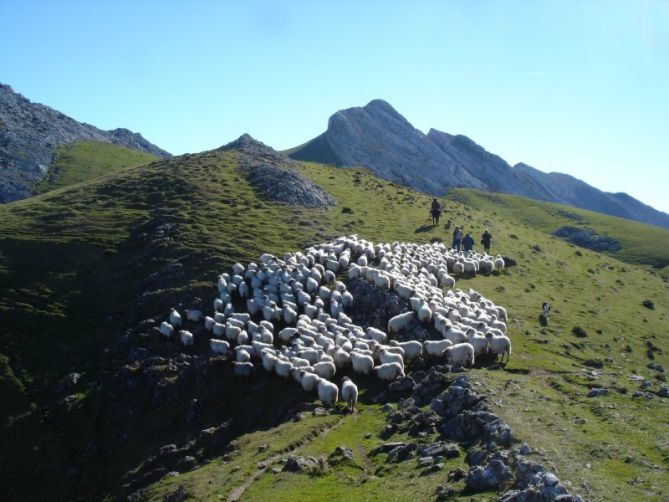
[159, 322, 174, 338]
[423, 339, 453, 358]
[443, 342, 475, 368]
[232, 361, 254, 381]
[169, 308, 182, 328]
[341, 376, 358, 413]
[210, 338, 230, 355]
[179, 330, 194, 346]
[186, 309, 203, 322]
[317, 379, 339, 406]
[375, 362, 405, 381]
[485, 332, 512, 363]
[351, 351, 375, 375]
[388, 311, 415, 334]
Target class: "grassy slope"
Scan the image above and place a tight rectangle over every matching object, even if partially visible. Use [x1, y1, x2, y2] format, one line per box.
[34, 140, 159, 194]
[0, 149, 667, 500]
[449, 188, 669, 275]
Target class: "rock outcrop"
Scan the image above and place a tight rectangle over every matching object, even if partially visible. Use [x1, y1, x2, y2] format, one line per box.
[0, 83, 170, 203]
[223, 134, 334, 209]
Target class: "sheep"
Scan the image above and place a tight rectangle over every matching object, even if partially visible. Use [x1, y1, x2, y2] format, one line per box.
[186, 309, 203, 322]
[212, 322, 226, 337]
[225, 324, 242, 342]
[262, 352, 278, 373]
[279, 327, 299, 343]
[169, 308, 182, 328]
[374, 362, 405, 381]
[365, 327, 388, 344]
[204, 316, 215, 332]
[378, 348, 404, 369]
[466, 329, 488, 356]
[388, 311, 415, 334]
[236, 348, 251, 363]
[341, 376, 358, 413]
[444, 328, 468, 345]
[390, 340, 423, 360]
[351, 351, 374, 375]
[159, 321, 174, 338]
[485, 332, 512, 363]
[274, 359, 293, 378]
[300, 371, 321, 393]
[179, 330, 194, 346]
[417, 302, 432, 323]
[230, 312, 251, 324]
[423, 339, 453, 358]
[443, 342, 475, 368]
[313, 361, 336, 379]
[232, 361, 254, 381]
[317, 379, 339, 406]
[210, 338, 230, 355]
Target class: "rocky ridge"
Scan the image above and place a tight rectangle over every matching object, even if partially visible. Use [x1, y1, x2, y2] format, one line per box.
[223, 133, 334, 208]
[0, 83, 170, 203]
[289, 99, 669, 229]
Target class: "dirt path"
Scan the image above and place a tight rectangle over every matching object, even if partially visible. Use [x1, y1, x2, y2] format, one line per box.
[226, 415, 346, 502]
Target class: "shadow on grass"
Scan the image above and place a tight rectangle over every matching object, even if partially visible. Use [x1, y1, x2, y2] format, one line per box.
[415, 224, 435, 234]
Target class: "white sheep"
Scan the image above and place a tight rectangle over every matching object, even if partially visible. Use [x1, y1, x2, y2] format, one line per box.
[232, 361, 254, 381]
[423, 339, 453, 358]
[300, 371, 321, 393]
[485, 332, 512, 363]
[210, 338, 230, 355]
[186, 309, 203, 322]
[159, 322, 174, 338]
[375, 362, 405, 381]
[351, 351, 374, 375]
[179, 330, 194, 346]
[204, 316, 215, 332]
[274, 359, 293, 378]
[341, 377, 358, 413]
[365, 327, 388, 344]
[317, 379, 339, 406]
[378, 348, 404, 370]
[169, 308, 182, 328]
[388, 311, 415, 334]
[390, 340, 423, 360]
[443, 342, 475, 368]
[313, 361, 336, 379]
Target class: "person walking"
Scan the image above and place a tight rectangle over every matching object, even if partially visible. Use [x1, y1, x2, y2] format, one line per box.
[452, 226, 463, 252]
[430, 198, 443, 226]
[463, 232, 475, 252]
[481, 229, 492, 254]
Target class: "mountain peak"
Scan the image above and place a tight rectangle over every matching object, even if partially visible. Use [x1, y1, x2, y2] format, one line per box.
[0, 82, 170, 203]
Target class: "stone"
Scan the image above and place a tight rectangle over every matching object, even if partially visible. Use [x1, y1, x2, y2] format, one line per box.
[389, 377, 416, 394]
[177, 456, 197, 472]
[587, 388, 609, 398]
[417, 441, 460, 459]
[465, 459, 513, 492]
[282, 455, 328, 474]
[431, 383, 483, 419]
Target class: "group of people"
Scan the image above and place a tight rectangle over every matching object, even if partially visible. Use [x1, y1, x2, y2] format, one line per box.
[430, 198, 493, 254]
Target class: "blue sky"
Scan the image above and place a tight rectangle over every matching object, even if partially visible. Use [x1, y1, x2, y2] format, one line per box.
[2, 1, 668, 212]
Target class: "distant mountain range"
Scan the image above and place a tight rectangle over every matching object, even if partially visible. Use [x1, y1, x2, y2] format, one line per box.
[289, 99, 669, 229]
[0, 83, 170, 203]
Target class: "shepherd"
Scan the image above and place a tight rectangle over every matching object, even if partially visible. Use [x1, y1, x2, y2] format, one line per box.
[481, 229, 492, 254]
[430, 198, 443, 226]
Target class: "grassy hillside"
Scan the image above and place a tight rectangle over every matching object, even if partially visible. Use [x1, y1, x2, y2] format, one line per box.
[449, 188, 669, 276]
[0, 149, 667, 500]
[34, 140, 159, 194]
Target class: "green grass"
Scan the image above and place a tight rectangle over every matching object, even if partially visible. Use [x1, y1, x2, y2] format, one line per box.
[34, 140, 159, 194]
[0, 144, 667, 500]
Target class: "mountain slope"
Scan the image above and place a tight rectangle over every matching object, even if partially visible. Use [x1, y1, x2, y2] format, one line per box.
[0, 83, 170, 203]
[288, 100, 669, 229]
[0, 139, 667, 500]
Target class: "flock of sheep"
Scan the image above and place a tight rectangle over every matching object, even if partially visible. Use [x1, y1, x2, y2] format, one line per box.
[157, 235, 512, 409]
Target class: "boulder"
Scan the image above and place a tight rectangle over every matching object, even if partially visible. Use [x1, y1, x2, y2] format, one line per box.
[465, 459, 513, 492]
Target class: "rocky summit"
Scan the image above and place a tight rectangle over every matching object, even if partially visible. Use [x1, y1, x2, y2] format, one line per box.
[289, 99, 669, 229]
[0, 83, 170, 203]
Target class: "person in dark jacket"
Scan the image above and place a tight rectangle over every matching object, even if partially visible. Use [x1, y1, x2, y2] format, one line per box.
[481, 229, 492, 254]
[463, 233, 475, 252]
[430, 198, 442, 226]
[452, 227, 463, 252]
